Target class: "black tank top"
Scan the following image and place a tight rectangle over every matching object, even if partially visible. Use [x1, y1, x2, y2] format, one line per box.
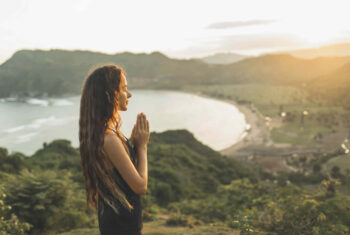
[97, 129, 142, 235]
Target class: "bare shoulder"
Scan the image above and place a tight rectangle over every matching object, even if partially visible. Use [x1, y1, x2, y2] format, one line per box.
[103, 131, 122, 149]
[103, 131, 115, 142]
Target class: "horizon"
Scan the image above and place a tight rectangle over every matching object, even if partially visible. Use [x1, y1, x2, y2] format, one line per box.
[2, 41, 350, 65]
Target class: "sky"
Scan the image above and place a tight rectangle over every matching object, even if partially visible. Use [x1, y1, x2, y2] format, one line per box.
[1, 0, 350, 63]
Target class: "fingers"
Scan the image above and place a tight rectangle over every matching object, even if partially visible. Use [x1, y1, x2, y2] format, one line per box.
[131, 124, 136, 137]
[137, 113, 142, 131]
[146, 120, 149, 132]
[139, 113, 144, 130]
[141, 114, 146, 130]
[136, 113, 149, 131]
[143, 114, 149, 132]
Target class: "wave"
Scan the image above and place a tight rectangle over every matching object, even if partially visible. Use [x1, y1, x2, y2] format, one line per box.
[4, 115, 78, 134]
[0, 97, 22, 103]
[45, 115, 78, 126]
[26, 98, 49, 106]
[27, 115, 56, 128]
[50, 99, 74, 106]
[15, 132, 39, 143]
[4, 125, 26, 133]
[1, 97, 74, 107]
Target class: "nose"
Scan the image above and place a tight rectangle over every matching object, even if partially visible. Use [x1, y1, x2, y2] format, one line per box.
[127, 91, 132, 98]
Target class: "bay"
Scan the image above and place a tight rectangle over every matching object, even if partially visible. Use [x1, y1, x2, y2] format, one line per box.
[0, 90, 247, 155]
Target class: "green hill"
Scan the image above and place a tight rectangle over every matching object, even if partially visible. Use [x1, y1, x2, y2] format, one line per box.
[1, 129, 350, 234]
[1, 49, 350, 98]
[0, 49, 213, 97]
[307, 61, 350, 106]
[219, 54, 350, 85]
[0, 129, 260, 205]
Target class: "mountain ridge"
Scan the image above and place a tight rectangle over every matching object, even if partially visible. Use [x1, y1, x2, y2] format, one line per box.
[1, 49, 350, 103]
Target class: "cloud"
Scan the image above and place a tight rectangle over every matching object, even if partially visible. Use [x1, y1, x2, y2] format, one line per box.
[206, 19, 277, 29]
[164, 33, 307, 58]
[217, 33, 305, 50]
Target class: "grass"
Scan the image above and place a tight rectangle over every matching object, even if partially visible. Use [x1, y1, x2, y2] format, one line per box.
[256, 103, 346, 118]
[322, 154, 350, 174]
[183, 84, 310, 107]
[58, 216, 237, 235]
[143, 214, 236, 235]
[184, 83, 347, 147]
[183, 83, 346, 117]
[271, 122, 333, 146]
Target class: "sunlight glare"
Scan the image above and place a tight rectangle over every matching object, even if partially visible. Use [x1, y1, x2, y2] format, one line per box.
[278, 2, 349, 45]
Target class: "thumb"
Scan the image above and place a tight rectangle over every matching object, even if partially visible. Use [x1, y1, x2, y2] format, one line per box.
[131, 125, 136, 137]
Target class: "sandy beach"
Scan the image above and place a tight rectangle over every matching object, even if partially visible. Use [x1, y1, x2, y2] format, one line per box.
[218, 99, 269, 157]
[178, 89, 269, 158]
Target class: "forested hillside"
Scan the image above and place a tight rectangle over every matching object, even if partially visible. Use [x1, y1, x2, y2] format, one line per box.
[1, 129, 350, 234]
[1, 49, 350, 104]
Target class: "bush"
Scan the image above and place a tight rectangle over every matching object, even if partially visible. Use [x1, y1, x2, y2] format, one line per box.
[0, 185, 32, 235]
[3, 169, 96, 234]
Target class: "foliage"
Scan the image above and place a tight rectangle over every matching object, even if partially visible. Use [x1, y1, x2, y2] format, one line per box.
[0, 129, 260, 233]
[165, 213, 200, 228]
[168, 177, 350, 234]
[3, 169, 96, 234]
[1, 129, 350, 234]
[0, 185, 32, 235]
[0, 148, 27, 174]
[231, 213, 257, 235]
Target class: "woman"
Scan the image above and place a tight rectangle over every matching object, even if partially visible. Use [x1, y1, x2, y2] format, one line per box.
[79, 64, 149, 235]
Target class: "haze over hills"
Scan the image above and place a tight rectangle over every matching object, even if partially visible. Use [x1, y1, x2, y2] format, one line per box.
[274, 43, 350, 59]
[1, 48, 350, 105]
[307, 61, 350, 106]
[218, 53, 350, 85]
[192, 43, 350, 64]
[197, 52, 251, 64]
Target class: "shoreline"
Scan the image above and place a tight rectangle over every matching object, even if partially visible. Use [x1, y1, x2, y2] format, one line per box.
[177, 89, 269, 158]
[2, 89, 269, 158]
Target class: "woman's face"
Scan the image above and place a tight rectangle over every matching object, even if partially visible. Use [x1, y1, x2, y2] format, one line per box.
[116, 73, 132, 111]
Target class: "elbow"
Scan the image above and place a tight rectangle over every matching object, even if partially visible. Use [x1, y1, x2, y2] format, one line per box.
[137, 185, 147, 195]
[132, 178, 147, 195]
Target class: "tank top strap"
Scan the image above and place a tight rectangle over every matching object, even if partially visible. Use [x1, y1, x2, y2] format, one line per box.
[107, 127, 135, 160]
[107, 127, 128, 139]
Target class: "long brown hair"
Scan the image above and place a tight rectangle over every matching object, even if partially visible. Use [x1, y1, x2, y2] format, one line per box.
[79, 64, 133, 216]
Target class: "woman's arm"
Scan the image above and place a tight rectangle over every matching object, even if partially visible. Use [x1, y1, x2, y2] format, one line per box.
[103, 134, 147, 195]
[104, 113, 149, 195]
[131, 113, 149, 194]
[135, 144, 148, 194]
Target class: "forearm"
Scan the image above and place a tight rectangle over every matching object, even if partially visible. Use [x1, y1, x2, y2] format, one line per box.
[136, 145, 148, 191]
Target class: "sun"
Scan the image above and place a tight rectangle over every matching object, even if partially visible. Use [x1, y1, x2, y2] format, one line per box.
[275, 3, 348, 46]
[282, 17, 344, 45]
